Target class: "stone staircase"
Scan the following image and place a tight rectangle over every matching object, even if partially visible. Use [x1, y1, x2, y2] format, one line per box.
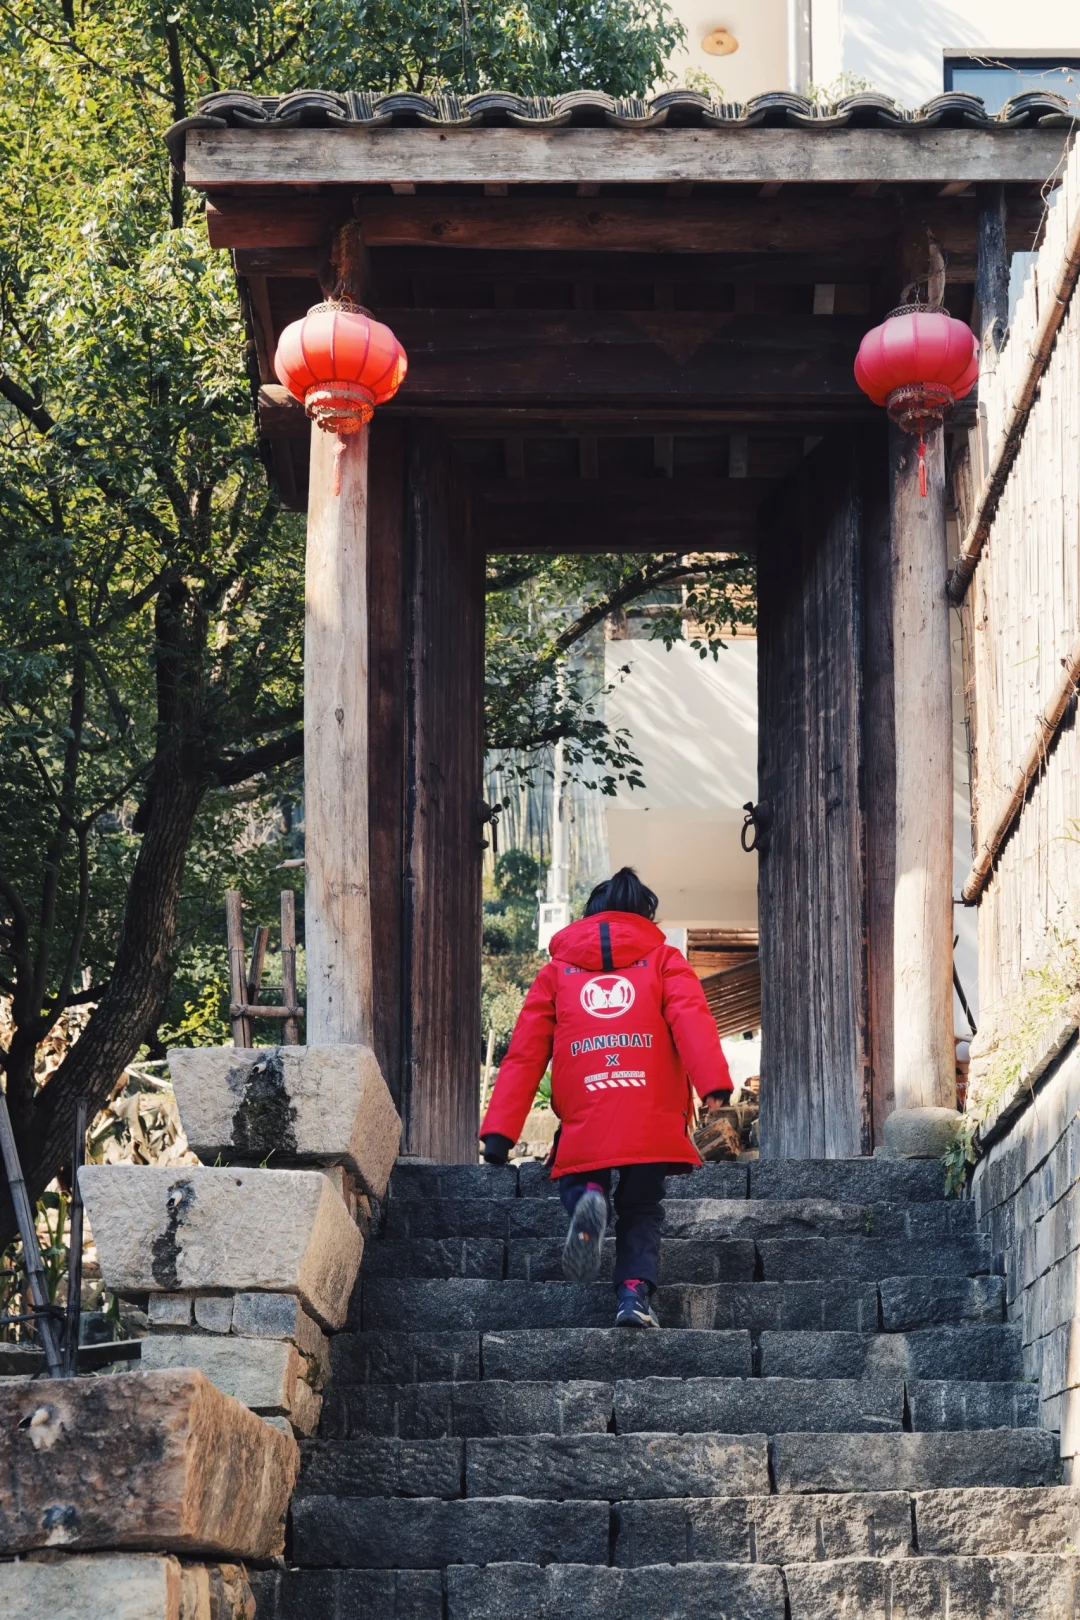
[255, 1157, 1080, 1619]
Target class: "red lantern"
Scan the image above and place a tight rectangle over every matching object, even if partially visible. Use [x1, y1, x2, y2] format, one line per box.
[274, 300, 408, 495]
[854, 308, 978, 497]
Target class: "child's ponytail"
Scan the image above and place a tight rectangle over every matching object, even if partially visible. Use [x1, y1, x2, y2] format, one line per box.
[584, 866, 659, 920]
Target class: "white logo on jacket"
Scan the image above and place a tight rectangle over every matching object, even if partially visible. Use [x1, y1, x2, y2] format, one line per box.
[580, 974, 636, 1018]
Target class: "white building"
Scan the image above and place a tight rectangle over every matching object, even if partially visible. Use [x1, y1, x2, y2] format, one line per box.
[671, 0, 1080, 110]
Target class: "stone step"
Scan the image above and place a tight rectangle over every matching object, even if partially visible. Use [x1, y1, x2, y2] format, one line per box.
[357, 1275, 1003, 1334]
[517, 1160, 750, 1201]
[506, 1237, 756, 1284]
[445, 1561, 787, 1620]
[756, 1235, 990, 1280]
[615, 1376, 904, 1434]
[361, 1238, 506, 1279]
[880, 1275, 1005, 1330]
[906, 1379, 1040, 1430]
[615, 1491, 914, 1566]
[466, 1432, 771, 1499]
[615, 1486, 1080, 1566]
[382, 1196, 977, 1242]
[292, 1493, 610, 1570]
[614, 1376, 1039, 1434]
[259, 1549, 1080, 1620]
[330, 1329, 482, 1384]
[759, 1325, 1023, 1382]
[482, 1328, 752, 1382]
[749, 1159, 949, 1204]
[361, 1231, 990, 1283]
[289, 1484, 1080, 1572]
[321, 1379, 613, 1438]
[389, 1162, 519, 1201]
[771, 1428, 1061, 1493]
[784, 1553, 1080, 1620]
[297, 1436, 465, 1498]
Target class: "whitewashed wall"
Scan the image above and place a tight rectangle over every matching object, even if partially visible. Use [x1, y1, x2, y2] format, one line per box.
[668, 0, 1080, 105]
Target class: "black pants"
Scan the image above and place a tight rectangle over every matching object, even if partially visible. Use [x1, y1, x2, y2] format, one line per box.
[559, 1164, 666, 1292]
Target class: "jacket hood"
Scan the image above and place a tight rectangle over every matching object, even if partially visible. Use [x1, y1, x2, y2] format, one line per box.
[548, 910, 666, 971]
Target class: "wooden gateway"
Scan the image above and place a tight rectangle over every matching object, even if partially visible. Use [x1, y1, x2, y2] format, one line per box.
[168, 88, 1073, 1161]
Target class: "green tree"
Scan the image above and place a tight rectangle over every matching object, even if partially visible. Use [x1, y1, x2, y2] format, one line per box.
[0, 0, 684, 1240]
[485, 548, 756, 797]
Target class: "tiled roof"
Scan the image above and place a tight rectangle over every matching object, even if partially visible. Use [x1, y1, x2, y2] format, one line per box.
[168, 87, 1076, 166]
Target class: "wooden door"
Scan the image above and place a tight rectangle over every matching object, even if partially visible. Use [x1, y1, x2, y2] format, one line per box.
[757, 430, 885, 1158]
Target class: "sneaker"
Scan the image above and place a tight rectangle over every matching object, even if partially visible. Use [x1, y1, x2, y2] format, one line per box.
[561, 1187, 608, 1284]
[616, 1281, 660, 1329]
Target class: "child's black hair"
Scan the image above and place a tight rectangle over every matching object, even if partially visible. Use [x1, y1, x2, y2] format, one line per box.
[584, 866, 658, 920]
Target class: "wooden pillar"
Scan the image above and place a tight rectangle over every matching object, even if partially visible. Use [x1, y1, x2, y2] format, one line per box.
[862, 443, 896, 1143]
[890, 421, 956, 1114]
[367, 418, 407, 1098]
[401, 423, 485, 1162]
[304, 421, 373, 1046]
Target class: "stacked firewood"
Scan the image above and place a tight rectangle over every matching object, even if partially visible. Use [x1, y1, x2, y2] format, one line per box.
[693, 1075, 760, 1161]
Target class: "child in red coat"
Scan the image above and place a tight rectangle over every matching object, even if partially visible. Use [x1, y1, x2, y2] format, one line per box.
[480, 868, 732, 1328]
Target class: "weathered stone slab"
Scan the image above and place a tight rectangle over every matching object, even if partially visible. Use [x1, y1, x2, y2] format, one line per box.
[785, 1554, 1080, 1620]
[614, 1376, 904, 1435]
[506, 1237, 756, 1284]
[466, 1433, 769, 1500]
[0, 1555, 254, 1620]
[390, 1161, 519, 1200]
[515, 1160, 750, 1200]
[322, 1379, 612, 1439]
[482, 1328, 752, 1382]
[879, 1275, 1005, 1330]
[80, 1164, 363, 1330]
[772, 1429, 1061, 1494]
[906, 1378, 1040, 1430]
[296, 1437, 464, 1499]
[169, 1043, 401, 1196]
[330, 1330, 481, 1384]
[362, 1237, 506, 1279]
[359, 1277, 879, 1333]
[445, 1561, 785, 1620]
[259, 1568, 444, 1618]
[914, 1487, 1080, 1555]
[383, 1199, 513, 1239]
[613, 1492, 912, 1567]
[750, 1159, 945, 1203]
[139, 1334, 321, 1433]
[758, 1236, 990, 1280]
[292, 1495, 609, 1569]
[759, 1326, 1023, 1382]
[503, 1197, 974, 1242]
[0, 1370, 297, 1557]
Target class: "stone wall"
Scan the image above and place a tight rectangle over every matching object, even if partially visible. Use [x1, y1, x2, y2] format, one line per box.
[972, 1038, 1080, 1476]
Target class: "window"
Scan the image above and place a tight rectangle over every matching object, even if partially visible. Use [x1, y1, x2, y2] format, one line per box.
[944, 52, 1080, 114]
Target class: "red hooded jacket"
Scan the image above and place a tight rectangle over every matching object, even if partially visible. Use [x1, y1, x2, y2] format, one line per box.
[480, 911, 732, 1178]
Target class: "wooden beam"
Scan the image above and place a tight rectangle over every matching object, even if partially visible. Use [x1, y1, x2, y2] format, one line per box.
[477, 476, 769, 551]
[208, 192, 1043, 257]
[260, 309, 874, 411]
[188, 127, 1067, 190]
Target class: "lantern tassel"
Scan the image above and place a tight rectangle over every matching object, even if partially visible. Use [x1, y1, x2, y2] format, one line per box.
[333, 434, 346, 497]
[917, 428, 928, 499]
